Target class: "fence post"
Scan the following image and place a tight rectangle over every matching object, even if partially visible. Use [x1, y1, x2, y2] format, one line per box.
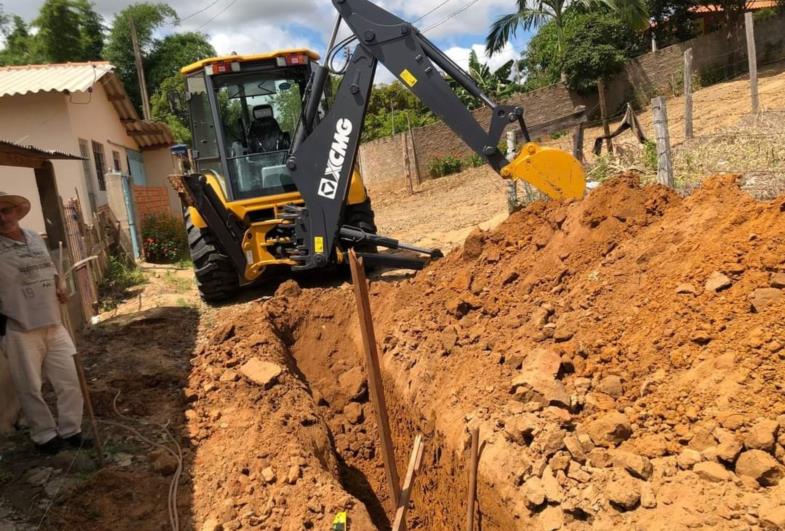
[402, 132, 413, 195]
[684, 48, 694, 140]
[505, 129, 519, 213]
[652, 97, 674, 188]
[572, 124, 584, 163]
[745, 12, 759, 114]
[597, 78, 613, 154]
[406, 114, 421, 185]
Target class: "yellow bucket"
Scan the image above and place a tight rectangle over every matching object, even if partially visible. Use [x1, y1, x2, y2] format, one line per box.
[501, 143, 586, 201]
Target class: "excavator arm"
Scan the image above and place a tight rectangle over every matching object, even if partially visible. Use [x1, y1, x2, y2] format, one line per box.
[283, 0, 585, 271]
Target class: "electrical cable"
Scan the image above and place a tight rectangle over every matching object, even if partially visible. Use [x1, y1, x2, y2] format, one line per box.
[180, 0, 222, 23]
[196, 0, 239, 30]
[413, 0, 453, 25]
[422, 0, 485, 34]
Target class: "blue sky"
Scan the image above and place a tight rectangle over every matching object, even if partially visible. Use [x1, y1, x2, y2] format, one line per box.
[1, 0, 534, 82]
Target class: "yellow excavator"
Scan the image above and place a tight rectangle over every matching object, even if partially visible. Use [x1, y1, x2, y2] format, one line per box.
[172, 0, 585, 303]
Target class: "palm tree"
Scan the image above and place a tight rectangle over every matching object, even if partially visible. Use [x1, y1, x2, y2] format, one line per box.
[486, 0, 648, 71]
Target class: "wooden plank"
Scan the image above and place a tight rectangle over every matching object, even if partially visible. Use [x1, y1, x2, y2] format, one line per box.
[466, 427, 480, 531]
[745, 12, 759, 114]
[684, 48, 694, 140]
[652, 97, 674, 188]
[392, 434, 425, 531]
[597, 79, 613, 154]
[347, 250, 402, 512]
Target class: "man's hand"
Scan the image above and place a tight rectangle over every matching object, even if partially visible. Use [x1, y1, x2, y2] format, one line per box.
[56, 287, 69, 304]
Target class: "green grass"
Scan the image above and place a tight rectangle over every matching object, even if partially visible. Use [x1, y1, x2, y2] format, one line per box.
[163, 271, 193, 294]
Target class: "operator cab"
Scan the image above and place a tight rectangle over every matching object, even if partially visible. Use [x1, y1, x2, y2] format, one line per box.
[181, 50, 319, 201]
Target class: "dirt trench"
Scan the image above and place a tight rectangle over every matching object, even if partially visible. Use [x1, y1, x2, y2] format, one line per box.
[267, 287, 500, 530]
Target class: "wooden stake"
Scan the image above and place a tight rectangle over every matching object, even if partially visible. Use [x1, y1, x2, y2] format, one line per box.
[597, 78, 613, 155]
[652, 97, 674, 188]
[406, 114, 421, 186]
[402, 126, 413, 195]
[466, 427, 479, 531]
[58, 242, 104, 467]
[348, 250, 401, 511]
[392, 434, 425, 531]
[745, 12, 759, 114]
[684, 48, 694, 140]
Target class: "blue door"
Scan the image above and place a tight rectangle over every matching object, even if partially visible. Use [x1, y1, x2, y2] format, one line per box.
[127, 150, 147, 186]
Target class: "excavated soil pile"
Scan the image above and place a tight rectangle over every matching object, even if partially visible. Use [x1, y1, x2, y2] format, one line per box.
[187, 174, 785, 530]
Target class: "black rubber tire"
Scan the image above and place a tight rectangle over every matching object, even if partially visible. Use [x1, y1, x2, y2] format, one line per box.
[344, 196, 378, 253]
[184, 210, 240, 304]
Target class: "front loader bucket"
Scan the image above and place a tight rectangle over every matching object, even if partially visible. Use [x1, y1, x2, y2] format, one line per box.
[501, 143, 586, 201]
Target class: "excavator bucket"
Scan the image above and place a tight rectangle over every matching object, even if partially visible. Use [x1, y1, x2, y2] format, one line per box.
[501, 143, 586, 201]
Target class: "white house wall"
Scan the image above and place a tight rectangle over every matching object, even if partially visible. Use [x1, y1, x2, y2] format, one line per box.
[0, 92, 86, 235]
[66, 82, 139, 211]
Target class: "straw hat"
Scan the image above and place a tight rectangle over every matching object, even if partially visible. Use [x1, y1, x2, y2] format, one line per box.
[0, 192, 31, 219]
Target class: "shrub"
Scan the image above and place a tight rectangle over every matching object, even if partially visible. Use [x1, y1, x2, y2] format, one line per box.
[141, 214, 188, 263]
[643, 140, 658, 173]
[99, 256, 146, 311]
[428, 155, 464, 178]
[466, 153, 485, 168]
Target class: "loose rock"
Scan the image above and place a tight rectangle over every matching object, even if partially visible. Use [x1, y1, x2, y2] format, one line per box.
[612, 450, 653, 480]
[240, 359, 283, 388]
[694, 461, 731, 483]
[606, 475, 641, 511]
[705, 271, 732, 292]
[750, 288, 784, 312]
[745, 419, 779, 452]
[735, 450, 783, 486]
[585, 411, 632, 447]
[522, 477, 546, 508]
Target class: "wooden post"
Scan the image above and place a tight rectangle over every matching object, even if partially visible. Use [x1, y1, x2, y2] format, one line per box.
[684, 48, 694, 140]
[402, 129, 413, 195]
[129, 18, 151, 120]
[392, 434, 425, 531]
[406, 113, 421, 185]
[505, 130, 518, 212]
[651, 97, 674, 188]
[347, 250, 402, 511]
[745, 12, 759, 114]
[466, 427, 480, 531]
[597, 78, 613, 155]
[57, 242, 104, 467]
[572, 124, 584, 163]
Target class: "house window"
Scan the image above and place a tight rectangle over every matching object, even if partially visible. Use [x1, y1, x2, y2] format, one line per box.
[92, 141, 107, 191]
[112, 150, 122, 172]
[78, 139, 97, 211]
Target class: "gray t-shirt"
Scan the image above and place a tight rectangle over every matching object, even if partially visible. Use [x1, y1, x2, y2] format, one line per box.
[0, 229, 61, 331]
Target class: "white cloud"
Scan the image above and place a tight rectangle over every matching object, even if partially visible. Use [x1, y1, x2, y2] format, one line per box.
[208, 25, 314, 56]
[444, 42, 518, 75]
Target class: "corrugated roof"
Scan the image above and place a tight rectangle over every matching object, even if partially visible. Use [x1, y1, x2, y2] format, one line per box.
[0, 62, 174, 150]
[0, 139, 83, 160]
[0, 62, 114, 97]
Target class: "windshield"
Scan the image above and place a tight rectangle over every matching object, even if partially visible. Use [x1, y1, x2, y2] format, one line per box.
[216, 72, 305, 200]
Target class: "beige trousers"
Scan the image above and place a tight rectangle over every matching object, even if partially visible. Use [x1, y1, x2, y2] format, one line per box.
[2, 325, 83, 444]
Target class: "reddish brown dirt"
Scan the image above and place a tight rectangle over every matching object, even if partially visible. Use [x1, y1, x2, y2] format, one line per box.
[8, 174, 785, 531]
[248, 174, 785, 529]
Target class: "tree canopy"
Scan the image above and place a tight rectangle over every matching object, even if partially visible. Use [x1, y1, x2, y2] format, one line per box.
[522, 8, 644, 92]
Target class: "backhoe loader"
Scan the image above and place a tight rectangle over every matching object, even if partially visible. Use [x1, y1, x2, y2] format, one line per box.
[173, 0, 586, 303]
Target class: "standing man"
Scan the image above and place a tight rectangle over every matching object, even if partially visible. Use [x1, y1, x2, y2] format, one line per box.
[0, 191, 85, 454]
